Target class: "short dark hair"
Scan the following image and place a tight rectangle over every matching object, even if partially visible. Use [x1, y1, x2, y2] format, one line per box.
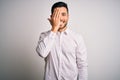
[51, 1, 69, 14]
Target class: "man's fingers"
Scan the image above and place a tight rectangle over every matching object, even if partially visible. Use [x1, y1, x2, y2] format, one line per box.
[52, 8, 57, 18]
[54, 8, 59, 19]
[50, 8, 61, 27]
[56, 9, 60, 18]
[57, 9, 61, 19]
[52, 8, 60, 19]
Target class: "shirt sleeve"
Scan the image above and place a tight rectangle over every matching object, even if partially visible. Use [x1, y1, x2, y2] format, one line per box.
[76, 35, 88, 80]
[36, 31, 56, 58]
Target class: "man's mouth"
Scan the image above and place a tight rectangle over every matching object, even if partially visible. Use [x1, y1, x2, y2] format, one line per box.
[59, 21, 67, 28]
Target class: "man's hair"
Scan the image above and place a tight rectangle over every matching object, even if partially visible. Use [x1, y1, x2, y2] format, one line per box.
[51, 1, 69, 14]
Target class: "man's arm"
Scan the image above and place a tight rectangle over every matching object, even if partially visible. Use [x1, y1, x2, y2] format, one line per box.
[76, 35, 88, 80]
[36, 31, 56, 58]
[48, 8, 61, 33]
[36, 8, 61, 58]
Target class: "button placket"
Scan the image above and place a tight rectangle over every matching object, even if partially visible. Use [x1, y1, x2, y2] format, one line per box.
[58, 32, 63, 80]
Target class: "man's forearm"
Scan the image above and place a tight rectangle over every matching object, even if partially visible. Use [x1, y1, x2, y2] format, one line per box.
[36, 31, 56, 58]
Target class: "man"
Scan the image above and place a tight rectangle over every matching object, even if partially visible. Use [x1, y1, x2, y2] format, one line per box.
[36, 1, 88, 80]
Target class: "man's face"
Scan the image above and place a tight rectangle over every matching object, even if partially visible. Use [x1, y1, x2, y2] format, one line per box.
[52, 7, 69, 29]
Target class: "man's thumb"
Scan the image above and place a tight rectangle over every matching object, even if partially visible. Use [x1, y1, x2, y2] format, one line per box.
[47, 18, 52, 25]
[48, 18, 51, 22]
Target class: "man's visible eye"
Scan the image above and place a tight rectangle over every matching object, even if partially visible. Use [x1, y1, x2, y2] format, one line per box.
[62, 13, 66, 16]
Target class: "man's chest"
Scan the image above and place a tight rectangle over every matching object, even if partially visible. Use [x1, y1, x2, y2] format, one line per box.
[53, 34, 77, 55]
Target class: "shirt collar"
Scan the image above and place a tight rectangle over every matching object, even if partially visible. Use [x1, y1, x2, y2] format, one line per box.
[64, 27, 69, 35]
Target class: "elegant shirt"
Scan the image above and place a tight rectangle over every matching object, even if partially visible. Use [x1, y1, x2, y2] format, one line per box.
[36, 28, 88, 80]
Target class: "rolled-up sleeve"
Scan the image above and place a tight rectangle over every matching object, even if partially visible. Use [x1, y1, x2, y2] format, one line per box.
[76, 35, 88, 80]
[36, 31, 56, 58]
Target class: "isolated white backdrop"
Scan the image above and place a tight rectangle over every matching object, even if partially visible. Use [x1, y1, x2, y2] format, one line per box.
[0, 0, 120, 80]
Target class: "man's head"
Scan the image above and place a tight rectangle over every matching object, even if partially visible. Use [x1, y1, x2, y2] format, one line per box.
[51, 2, 69, 14]
[51, 2, 69, 30]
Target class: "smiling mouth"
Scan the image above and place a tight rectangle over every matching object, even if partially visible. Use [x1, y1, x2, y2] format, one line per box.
[60, 21, 65, 24]
[59, 20, 67, 27]
[60, 23, 64, 27]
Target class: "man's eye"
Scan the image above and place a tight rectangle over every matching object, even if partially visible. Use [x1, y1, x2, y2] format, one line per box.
[62, 13, 66, 16]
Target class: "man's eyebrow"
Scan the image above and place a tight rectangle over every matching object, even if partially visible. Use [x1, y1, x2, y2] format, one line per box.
[61, 12, 66, 14]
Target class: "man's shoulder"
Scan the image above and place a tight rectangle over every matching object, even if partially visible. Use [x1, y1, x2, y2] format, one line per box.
[38, 30, 51, 38]
[40, 30, 51, 35]
[41, 30, 51, 34]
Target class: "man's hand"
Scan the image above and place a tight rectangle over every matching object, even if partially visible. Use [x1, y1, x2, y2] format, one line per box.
[48, 8, 61, 33]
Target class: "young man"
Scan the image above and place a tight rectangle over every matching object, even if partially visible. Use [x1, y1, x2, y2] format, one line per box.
[36, 2, 88, 80]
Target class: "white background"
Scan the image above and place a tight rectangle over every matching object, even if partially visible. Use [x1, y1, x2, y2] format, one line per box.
[0, 0, 120, 80]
